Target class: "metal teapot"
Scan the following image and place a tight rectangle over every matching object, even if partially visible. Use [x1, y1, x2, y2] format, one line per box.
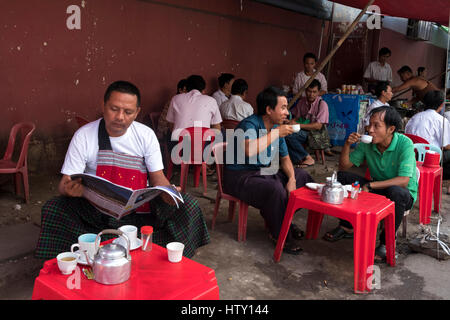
[321, 171, 345, 205]
[83, 229, 131, 285]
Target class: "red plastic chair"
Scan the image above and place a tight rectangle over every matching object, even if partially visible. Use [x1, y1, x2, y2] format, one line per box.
[74, 116, 89, 128]
[0, 122, 36, 203]
[413, 143, 442, 225]
[221, 119, 240, 130]
[403, 133, 429, 144]
[211, 142, 250, 242]
[176, 127, 216, 196]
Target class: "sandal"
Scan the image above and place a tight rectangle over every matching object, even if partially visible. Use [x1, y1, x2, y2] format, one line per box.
[374, 244, 398, 264]
[323, 226, 354, 242]
[269, 234, 303, 255]
[290, 224, 304, 240]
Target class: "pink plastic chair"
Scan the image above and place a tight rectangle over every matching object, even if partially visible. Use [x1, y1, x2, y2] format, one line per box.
[211, 142, 250, 242]
[0, 122, 36, 203]
[176, 127, 216, 196]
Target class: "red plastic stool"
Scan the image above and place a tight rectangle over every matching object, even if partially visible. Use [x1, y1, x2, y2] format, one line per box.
[417, 162, 442, 225]
[274, 187, 396, 293]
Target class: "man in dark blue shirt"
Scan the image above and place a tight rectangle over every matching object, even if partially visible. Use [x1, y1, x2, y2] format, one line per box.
[223, 86, 313, 254]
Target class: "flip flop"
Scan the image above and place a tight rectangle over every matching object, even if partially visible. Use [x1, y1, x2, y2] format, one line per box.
[297, 162, 314, 168]
[290, 224, 305, 240]
[323, 226, 353, 242]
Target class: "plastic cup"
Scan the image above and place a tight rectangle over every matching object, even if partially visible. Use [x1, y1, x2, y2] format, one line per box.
[166, 242, 185, 263]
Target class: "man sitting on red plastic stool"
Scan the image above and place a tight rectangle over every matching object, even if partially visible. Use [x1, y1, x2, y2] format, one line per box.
[323, 106, 418, 262]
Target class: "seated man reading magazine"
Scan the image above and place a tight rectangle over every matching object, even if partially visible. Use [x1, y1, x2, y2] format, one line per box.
[35, 81, 210, 260]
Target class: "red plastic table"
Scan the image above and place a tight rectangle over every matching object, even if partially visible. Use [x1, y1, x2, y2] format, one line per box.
[32, 242, 220, 300]
[274, 187, 396, 293]
[417, 161, 442, 225]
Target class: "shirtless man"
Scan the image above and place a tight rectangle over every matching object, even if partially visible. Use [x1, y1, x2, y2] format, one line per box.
[392, 65, 439, 107]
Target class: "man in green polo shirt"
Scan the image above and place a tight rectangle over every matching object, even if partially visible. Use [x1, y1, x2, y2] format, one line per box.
[324, 106, 417, 262]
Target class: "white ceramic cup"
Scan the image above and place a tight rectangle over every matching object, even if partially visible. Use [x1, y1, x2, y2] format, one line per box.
[291, 124, 300, 133]
[166, 242, 185, 263]
[71, 233, 98, 260]
[360, 134, 373, 144]
[57, 252, 78, 275]
[118, 225, 138, 247]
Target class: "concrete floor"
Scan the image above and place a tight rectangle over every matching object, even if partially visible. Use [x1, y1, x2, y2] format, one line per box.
[1, 150, 450, 300]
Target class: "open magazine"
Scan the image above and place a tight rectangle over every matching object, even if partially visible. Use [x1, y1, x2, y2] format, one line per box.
[71, 173, 184, 220]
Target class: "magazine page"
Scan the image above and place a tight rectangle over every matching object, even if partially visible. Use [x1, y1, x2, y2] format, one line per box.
[71, 173, 133, 204]
[82, 188, 131, 219]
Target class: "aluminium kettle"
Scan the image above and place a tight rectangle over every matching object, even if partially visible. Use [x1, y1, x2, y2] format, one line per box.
[83, 229, 131, 285]
[321, 171, 345, 205]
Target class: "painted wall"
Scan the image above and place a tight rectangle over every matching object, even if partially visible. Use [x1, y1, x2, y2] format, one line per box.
[1, 0, 328, 136]
[380, 28, 447, 93]
[1, 0, 329, 172]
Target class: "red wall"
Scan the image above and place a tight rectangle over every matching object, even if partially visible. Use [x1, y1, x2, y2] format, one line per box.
[1, 0, 329, 139]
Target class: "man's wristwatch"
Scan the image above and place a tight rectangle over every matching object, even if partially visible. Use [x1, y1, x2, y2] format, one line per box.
[365, 182, 373, 192]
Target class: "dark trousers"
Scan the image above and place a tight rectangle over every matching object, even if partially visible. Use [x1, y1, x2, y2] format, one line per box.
[337, 171, 414, 245]
[223, 168, 313, 239]
[443, 150, 450, 180]
[284, 130, 309, 164]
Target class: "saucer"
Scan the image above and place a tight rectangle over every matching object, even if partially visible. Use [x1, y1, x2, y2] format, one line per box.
[74, 252, 90, 266]
[306, 183, 324, 190]
[113, 237, 142, 251]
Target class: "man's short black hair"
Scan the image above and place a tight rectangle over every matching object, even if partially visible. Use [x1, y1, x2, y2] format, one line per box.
[177, 79, 188, 91]
[256, 86, 286, 115]
[379, 47, 391, 57]
[186, 75, 206, 92]
[218, 73, 235, 89]
[374, 81, 390, 98]
[307, 79, 321, 91]
[423, 90, 445, 111]
[104, 81, 141, 107]
[303, 52, 317, 63]
[397, 65, 413, 74]
[369, 106, 402, 132]
[231, 78, 248, 96]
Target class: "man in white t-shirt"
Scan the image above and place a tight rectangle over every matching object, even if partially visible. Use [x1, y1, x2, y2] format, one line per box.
[219, 78, 254, 121]
[363, 81, 393, 131]
[405, 90, 450, 183]
[35, 81, 210, 260]
[363, 47, 392, 94]
[211, 73, 235, 107]
[166, 74, 222, 141]
[292, 52, 327, 97]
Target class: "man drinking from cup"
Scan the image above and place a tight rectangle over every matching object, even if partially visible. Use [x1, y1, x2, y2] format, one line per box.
[35, 81, 210, 260]
[323, 106, 418, 262]
[223, 86, 314, 254]
[285, 79, 331, 167]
